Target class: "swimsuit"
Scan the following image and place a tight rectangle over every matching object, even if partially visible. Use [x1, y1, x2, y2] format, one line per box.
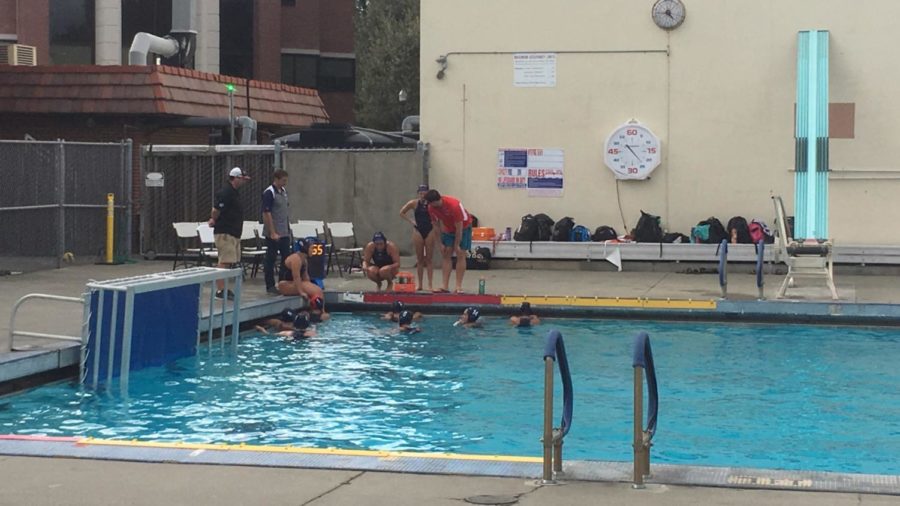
[414, 200, 433, 238]
[372, 247, 393, 268]
[279, 256, 306, 281]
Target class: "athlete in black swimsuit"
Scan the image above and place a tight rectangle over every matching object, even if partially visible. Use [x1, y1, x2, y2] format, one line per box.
[363, 231, 401, 291]
[400, 184, 437, 291]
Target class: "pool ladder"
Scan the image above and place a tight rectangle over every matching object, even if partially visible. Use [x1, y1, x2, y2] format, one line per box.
[541, 330, 573, 483]
[632, 332, 658, 488]
[717, 239, 767, 300]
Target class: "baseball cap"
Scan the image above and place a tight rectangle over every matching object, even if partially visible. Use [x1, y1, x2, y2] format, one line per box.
[229, 167, 250, 179]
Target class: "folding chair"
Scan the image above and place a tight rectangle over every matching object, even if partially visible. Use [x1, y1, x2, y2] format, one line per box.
[325, 222, 363, 276]
[172, 222, 202, 270]
[772, 196, 838, 300]
[291, 221, 320, 241]
[296, 220, 326, 240]
[241, 221, 267, 278]
[195, 223, 220, 266]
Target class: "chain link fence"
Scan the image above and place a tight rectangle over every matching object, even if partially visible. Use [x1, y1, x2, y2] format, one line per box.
[141, 146, 275, 257]
[0, 140, 131, 270]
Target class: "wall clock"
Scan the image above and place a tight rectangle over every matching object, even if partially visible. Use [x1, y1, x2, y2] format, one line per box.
[652, 0, 686, 30]
[604, 121, 661, 180]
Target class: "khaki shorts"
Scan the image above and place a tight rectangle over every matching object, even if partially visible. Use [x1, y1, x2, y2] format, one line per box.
[214, 234, 241, 264]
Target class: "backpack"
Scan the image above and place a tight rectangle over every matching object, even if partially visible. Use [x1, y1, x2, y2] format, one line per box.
[513, 214, 538, 241]
[749, 219, 775, 244]
[552, 217, 575, 241]
[533, 213, 555, 241]
[726, 216, 752, 244]
[690, 224, 710, 244]
[570, 225, 592, 242]
[695, 217, 728, 244]
[466, 246, 492, 270]
[633, 210, 663, 243]
[592, 225, 618, 242]
[663, 232, 690, 244]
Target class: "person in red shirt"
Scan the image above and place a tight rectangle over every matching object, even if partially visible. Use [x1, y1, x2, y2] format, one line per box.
[424, 189, 473, 293]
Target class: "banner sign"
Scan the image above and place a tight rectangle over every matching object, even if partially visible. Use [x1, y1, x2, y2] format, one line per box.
[497, 148, 564, 197]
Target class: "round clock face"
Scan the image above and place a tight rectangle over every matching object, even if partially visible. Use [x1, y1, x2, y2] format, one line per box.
[604, 123, 661, 180]
[652, 0, 686, 30]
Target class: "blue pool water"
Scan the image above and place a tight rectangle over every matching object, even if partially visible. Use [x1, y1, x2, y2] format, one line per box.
[1, 315, 899, 475]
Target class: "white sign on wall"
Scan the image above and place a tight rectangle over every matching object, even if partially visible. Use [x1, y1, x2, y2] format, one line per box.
[497, 148, 564, 197]
[513, 53, 557, 87]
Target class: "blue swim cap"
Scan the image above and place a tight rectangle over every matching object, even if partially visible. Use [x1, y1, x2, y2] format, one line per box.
[293, 313, 310, 330]
[398, 310, 413, 326]
[372, 231, 386, 243]
[392, 300, 405, 313]
[465, 307, 480, 322]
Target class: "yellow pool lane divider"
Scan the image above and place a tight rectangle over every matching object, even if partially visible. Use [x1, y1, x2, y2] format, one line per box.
[78, 438, 542, 463]
[501, 295, 716, 310]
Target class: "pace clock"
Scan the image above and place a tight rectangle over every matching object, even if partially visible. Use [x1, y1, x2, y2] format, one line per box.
[651, 0, 686, 30]
[604, 122, 661, 180]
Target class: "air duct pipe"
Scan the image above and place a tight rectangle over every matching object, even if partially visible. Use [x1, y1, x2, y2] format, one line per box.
[128, 33, 179, 65]
[128, 0, 196, 67]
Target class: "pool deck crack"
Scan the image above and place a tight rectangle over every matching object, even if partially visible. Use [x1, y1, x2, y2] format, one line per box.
[643, 272, 670, 297]
[299, 470, 365, 505]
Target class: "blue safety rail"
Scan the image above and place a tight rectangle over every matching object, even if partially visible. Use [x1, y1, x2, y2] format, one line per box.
[795, 30, 830, 240]
[632, 332, 658, 439]
[544, 330, 573, 439]
[717, 239, 728, 297]
[755, 240, 766, 290]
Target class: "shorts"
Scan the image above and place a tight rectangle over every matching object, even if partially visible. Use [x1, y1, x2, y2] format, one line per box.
[214, 233, 241, 264]
[441, 226, 473, 251]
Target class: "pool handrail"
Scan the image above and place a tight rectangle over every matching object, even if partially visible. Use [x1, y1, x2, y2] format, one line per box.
[542, 329, 573, 483]
[717, 239, 729, 298]
[8, 293, 86, 352]
[755, 240, 766, 299]
[632, 331, 658, 488]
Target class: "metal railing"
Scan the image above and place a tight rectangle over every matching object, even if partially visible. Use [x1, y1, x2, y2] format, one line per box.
[632, 331, 658, 489]
[717, 239, 729, 298]
[8, 294, 86, 352]
[542, 329, 573, 483]
[756, 240, 766, 300]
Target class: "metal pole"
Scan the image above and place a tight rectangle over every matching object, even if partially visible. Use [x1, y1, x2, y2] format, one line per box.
[228, 89, 235, 145]
[106, 290, 119, 387]
[231, 271, 241, 351]
[91, 290, 105, 389]
[106, 193, 115, 264]
[273, 140, 282, 170]
[57, 141, 66, 269]
[80, 292, 91, 384]
[119, 288, 135, 395]
[542, 357, 555, 484]
[633, 366, 645, 488]
[206, 280, 215, 352]
[125, 139, 133, 258]
[553, 436, 563, 474]
[220, 276, 229, 350]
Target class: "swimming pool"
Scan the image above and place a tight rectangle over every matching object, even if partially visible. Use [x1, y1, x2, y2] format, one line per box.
[1, 315, 898, 475]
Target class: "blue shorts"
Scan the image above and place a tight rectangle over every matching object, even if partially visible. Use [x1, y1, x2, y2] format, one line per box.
[441, 226, 473, 250]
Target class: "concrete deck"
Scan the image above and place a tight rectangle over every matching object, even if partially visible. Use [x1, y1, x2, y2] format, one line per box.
[1, 258, 899, 502]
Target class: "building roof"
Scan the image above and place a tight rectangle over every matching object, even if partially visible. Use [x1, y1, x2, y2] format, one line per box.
[0, 65, 330, 127]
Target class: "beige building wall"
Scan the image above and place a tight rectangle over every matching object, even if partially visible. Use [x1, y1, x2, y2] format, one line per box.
[421, 0, 900, 245]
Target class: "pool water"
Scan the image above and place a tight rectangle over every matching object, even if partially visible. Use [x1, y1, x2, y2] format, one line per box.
[1, 315, 899, 475]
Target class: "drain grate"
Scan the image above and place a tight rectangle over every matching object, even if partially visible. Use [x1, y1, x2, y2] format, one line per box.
[464, 495, 518, 505]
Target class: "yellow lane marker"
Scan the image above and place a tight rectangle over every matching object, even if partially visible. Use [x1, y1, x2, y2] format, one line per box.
[501, 295, 716, 310]
[78, 438, 542, 463]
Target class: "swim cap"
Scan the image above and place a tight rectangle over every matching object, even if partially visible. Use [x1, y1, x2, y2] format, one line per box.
[392, 300, 405, 313]
[417, 184, 429, 192]
[293, 313, 310, 330]
[310, 295, 324, 311]
[465, 307, 480, 322]
[279, 308, 296, 322]
[398, 310, 413, 326]
[372, 231, 386, 243]
[519, 302, 532, 315]
[291, 329, 309, 340]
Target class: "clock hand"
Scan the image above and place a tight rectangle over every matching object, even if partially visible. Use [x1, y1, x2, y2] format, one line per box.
[625, 144, 640, 160]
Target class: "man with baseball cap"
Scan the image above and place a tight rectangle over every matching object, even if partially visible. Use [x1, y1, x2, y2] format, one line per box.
[362, 231, 400, 291]
[208, 167, 250, 299]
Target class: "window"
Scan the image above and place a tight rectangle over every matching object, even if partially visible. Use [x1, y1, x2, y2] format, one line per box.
[121, 0, 172, 64]
[49, 0, 95, 64]
[220, 0, 254, 78]
[281, 53, 318, 88]
[317, 57, 355, 92]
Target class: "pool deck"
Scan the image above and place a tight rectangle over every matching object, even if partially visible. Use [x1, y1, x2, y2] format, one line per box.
[1, 258, 899, 502]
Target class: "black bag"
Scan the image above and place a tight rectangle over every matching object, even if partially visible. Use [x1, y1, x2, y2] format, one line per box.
[592, 226, 618, 241]
[533, 213, 555, 241]
[662, 232, 690, 244]
[726, 216, 752, 244]
[513, 214, 538, 241]
[696, 217, 728, 244]
[551, 217, 575, 241]
[634, 210, 663, 243]
[466, 247, 491, 270]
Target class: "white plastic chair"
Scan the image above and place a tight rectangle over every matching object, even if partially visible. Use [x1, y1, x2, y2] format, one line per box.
[241, 221, 266, 278]
[290, 221, 320, 240]
[195, 223, 219, 266]
[296, 220, 326, 239]
[172, 222, 202, 270]
[325, 222, 363, 276]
